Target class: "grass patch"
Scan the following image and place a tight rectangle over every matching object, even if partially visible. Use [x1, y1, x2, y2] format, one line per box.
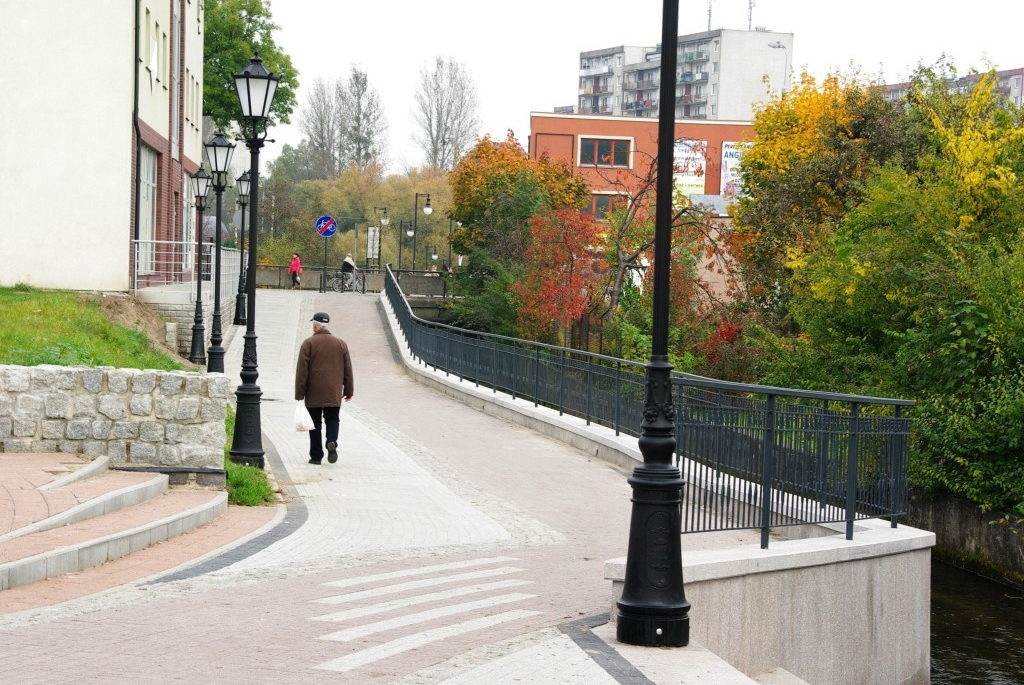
[223, 404, 276, 506]
[0, 286, 184, 369]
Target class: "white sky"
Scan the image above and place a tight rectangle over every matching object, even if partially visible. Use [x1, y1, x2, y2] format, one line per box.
[264, 0, 1023, 174]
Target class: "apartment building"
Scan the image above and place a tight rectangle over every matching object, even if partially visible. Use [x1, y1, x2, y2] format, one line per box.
[0, 0, 205, 292]
[577, 28, 792, 122]
[882, 67, 1024, 107]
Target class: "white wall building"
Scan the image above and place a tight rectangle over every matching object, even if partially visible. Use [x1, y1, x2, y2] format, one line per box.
[578, 28, 792, 122]
[0, 0, 205, 292]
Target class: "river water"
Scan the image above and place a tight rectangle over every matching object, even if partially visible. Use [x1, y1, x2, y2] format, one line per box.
[930, 561, 1024, 684]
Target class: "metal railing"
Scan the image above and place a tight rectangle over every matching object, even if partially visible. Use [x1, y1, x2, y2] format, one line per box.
[384, 267, 914, 547]
[131, 239, 240, 301]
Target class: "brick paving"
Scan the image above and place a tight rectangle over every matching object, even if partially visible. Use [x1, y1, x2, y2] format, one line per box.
[0, 289, 761, 684]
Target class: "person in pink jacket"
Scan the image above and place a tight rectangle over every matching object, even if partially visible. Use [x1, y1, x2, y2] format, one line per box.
[288, 252, 302, 290]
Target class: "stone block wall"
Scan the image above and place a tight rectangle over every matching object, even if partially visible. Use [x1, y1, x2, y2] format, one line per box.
[0, 364, 229, 471]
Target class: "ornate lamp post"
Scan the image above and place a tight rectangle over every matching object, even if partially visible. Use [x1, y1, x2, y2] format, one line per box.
[373, 206, 389, 266]
[188, 168, 212, 365]
[204, 131, 236, 373]
[412, 192, 431, 270]
[616, 0, 690, 647]
[229, 52, 278, 469]
[233, 170, 250, 326]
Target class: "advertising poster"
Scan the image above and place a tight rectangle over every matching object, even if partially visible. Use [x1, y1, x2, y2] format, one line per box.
[673, 139, 707, 201]
[720, 141, 752, 198]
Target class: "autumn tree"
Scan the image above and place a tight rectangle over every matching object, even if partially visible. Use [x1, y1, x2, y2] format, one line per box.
[513, 209, 606, 343]
[448, 132, 589, 265]
[412, 57, 480, 170]
[753, 65, 1024, 514]
[203, 0, 298, 130]
[730, 70, 912, 326]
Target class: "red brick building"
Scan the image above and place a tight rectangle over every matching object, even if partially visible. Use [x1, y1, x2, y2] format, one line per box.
[529, 112, 754, 217]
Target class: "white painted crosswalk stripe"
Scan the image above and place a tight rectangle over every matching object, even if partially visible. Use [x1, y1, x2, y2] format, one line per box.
[320, 556, 519, 589]
[311, 578, 534, 623]
[318, 592, 536, 642]
[314, 609, 542, 673]
[314, 567, 524, 604]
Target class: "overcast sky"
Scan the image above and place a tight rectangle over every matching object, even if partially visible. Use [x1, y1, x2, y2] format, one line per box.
[263, 0, 1023, 173]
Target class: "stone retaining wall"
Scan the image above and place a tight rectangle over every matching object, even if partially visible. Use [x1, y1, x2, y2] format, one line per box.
[0, 364, 229, 473]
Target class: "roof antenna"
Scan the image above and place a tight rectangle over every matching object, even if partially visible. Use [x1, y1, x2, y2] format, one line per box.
[748, 0, 755, 30]
[707, 0, 712, 31]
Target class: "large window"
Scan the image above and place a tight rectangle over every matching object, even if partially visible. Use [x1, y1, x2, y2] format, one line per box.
[138, 146, 158, 274]
[580, 137, 630, 167]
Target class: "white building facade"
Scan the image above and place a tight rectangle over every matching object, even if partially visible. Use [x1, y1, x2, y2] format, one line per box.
[0, 0, 205, 292]
[577, 28, 792, 122]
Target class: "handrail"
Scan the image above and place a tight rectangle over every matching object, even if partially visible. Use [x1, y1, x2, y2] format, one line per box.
[384, 266, 913, 547]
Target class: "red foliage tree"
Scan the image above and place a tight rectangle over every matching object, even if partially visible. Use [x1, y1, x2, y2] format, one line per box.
[513, 208, 606, 342]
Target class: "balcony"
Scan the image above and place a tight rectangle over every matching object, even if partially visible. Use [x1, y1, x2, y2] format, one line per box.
[580, 64, 612, 77]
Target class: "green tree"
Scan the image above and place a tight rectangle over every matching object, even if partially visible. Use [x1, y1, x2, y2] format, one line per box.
[766, 67, 1024, 514]
[730, 70, 912, 326]
[203, 0, 299, 130]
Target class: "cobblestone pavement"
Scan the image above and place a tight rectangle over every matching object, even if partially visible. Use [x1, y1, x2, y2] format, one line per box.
[0, 289, 759, 685]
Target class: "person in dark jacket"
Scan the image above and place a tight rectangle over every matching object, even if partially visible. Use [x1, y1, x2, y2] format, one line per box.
[294, 311, 354, 464]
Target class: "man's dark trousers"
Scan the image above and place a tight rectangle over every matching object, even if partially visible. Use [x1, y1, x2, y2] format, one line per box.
[307, 406, 340, 461]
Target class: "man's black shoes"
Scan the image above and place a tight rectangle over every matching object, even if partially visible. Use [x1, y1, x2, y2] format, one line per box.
[308, 458, 321, 465]
[326, 441, 338, 463]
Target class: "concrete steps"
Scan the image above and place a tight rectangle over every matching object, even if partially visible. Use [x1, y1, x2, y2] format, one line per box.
[0, 453, 227, 592]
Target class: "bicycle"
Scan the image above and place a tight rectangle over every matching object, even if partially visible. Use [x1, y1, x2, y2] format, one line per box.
[329, 269, 363, 293]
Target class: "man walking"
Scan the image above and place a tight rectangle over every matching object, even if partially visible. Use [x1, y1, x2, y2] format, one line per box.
[294, 312, 354, 464]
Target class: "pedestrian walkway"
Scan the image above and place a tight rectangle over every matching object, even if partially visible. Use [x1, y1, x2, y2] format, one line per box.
[0, 289, 765, 685]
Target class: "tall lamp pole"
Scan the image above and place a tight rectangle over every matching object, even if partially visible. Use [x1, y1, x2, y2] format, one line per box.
[204, 132, 235, 373]
[188, 168, 212, 365]
[373, 206, 389, 266]
[233, 170, 250, 326]
[616, 0, 690, 647]
[229, 52, 278, 469]
[398, 220, 413, 271]
[768, 41, 789, 94]
[412, 192, 432, 270]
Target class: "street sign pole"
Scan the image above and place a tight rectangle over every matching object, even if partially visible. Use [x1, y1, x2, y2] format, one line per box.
[315, 214, 337, 293]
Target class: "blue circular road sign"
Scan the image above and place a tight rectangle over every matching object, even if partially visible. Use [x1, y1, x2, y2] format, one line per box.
[316, 215, 337, 237]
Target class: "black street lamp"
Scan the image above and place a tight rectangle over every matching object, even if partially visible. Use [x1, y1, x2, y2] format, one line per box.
[373, 206, 389, 266]
[412, 192, 432, 270]
[398, 220, 414, 271]
[204, 131, 236, 373]
[233, 170, 250, 326]
[188, 167, 212, 365]
[447, 217, 461, 267]
[229, 52, 279, 469]
[616, 0, 690, 648]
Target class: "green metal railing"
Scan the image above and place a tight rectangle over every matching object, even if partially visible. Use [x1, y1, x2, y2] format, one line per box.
[385, 267, 914, 547]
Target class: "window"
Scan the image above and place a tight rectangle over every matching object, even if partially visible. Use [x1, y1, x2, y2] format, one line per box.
[712, 61, 718, 74]
[580, 138, 630, 167]
[711, 83, 717, 95]
[587, 194, 624, 221]
[138, 146, 158, 274]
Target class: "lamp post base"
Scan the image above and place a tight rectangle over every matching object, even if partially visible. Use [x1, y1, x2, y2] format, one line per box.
[229, 381, 264, 468]
[233, 291, 247, 326]
[188, 300, 206, 365]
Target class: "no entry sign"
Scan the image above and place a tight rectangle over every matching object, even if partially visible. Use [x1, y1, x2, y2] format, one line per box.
[315, 215, 337, 237]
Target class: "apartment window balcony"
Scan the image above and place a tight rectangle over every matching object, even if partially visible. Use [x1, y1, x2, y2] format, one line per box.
[579, 87, 594, 95]
[580, 64, 612, 77]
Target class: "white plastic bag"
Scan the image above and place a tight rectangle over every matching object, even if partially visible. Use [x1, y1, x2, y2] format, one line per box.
[294, 401, 315, 431]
